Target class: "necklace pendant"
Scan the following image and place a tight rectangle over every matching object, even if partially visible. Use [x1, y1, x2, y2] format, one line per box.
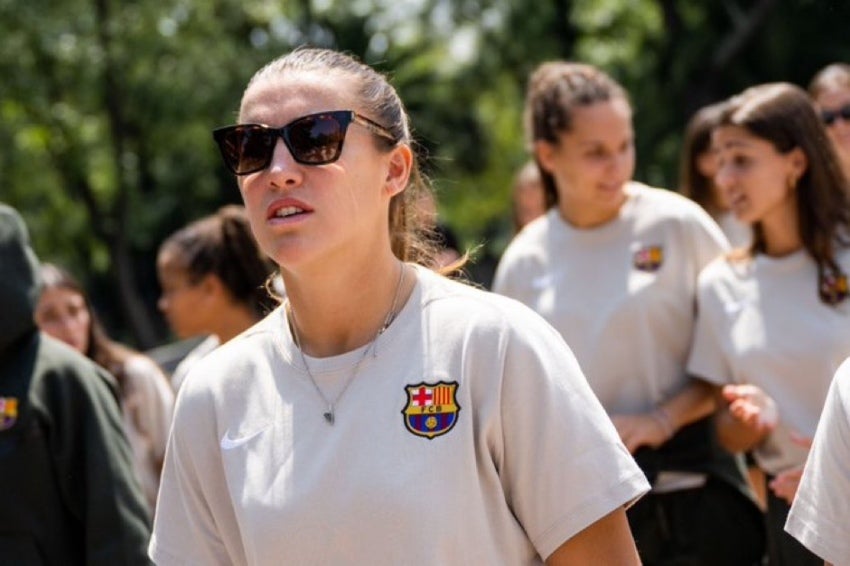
[323, 410, 335, 425]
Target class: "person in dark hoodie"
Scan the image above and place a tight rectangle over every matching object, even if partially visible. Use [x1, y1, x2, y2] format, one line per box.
[0, 203, 151, 564]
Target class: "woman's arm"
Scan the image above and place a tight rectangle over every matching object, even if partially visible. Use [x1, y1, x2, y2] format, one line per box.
[612, 379, 716, 453]
[546, 507, 640, 565]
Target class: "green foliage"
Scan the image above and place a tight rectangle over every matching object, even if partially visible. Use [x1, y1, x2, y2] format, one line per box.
[2, 0, 849, 344]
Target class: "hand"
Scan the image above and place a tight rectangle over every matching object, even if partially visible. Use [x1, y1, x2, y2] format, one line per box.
[722, 384, 779, 433]
[769, 466, 804, 505]
[768, 433, 813, 505]
[611, 413, 670, 454]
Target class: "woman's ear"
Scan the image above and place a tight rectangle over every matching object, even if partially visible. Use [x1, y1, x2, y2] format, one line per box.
[788, 146, 808, 182]
[385, 144, 413, 198]
[199, 273, 224, 299]
[534, 140, 557, 175]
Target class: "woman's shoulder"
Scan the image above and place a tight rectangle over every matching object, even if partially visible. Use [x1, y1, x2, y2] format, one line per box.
[631, 182, 718, 222]
[503, 209, 556, 251]
[417, 267, 562, 338]
[698, 253, 741, 283]
[178, 310, 283, 396]
[123, 352, 169, 382]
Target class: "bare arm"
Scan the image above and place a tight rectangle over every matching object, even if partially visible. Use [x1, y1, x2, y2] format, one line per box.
[659, 378, 716, 430]
[613, 379, 716, 453]
[545, 507, 640, 565]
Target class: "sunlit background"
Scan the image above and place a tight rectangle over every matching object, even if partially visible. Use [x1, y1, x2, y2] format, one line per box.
[2, 0, 848, 347]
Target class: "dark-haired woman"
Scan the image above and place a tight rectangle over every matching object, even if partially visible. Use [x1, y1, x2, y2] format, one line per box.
[494, 60, 764, 564]
[35, 263, 175, 512]
[157, 205, 276, 390]
[809, 63, 850, 183]
[688, 82, 850, 565]
[679, 101, 751, 248]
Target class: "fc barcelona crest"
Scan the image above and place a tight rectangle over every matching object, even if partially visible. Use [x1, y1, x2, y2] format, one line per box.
[820, 272, 849, 305]
[402, 381, 460, 439]
[633, 245, 664, 272]
[0, 397, 18, 431]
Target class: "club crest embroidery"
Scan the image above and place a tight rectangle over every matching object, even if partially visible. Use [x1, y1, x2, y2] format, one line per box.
[0, 397, 19, 431]
[820, 272, 849, 305]
[402, 381, 460, 439]
[633, 245, 664, 272]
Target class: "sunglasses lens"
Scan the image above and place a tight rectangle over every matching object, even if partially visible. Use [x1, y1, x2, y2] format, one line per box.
[216, 126, 274, 175]
[213, 112, 355, 174]
[822, 105, 850, 127]
[287, 113, 347, 164]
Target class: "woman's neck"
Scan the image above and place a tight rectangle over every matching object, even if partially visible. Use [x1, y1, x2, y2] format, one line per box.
[759, 205, 803, 257]
[557, 186, 628, 229]
[212, 303, 262, 344]
[284, 254, 412, 357]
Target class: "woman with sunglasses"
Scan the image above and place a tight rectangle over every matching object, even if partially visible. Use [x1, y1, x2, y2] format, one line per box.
[150, 47, 649, 565]
[493, 61, 765, 564]
[809, 63, 850, 184]
[687, 82, 850, 565]
[157, 204, 276, 391]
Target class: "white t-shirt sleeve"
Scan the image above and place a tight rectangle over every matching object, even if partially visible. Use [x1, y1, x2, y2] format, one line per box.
[687, 205, 730, 273]
[496, 307, 649, 559]
[786, 359, 850, 565]
[150, 378, 244, 566]
[687, 263, 733, 386]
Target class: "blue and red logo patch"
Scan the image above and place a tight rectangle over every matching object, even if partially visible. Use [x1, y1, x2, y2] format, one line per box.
[0, 397, 18, 431]
[820, 272, 849, 305]
[633, 245, 664, 272]
[401, 381, 460, 439]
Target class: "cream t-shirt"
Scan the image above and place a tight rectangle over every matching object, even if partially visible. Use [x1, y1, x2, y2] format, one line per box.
[122, 354, 175, 511]
[493, 182, 728, 415]
[715, 210, 752, 250]
[170, 335, 220, 392]
[786, 357, 850, 566]
[688, 248, 850, 474]
[150, 266, 648, 565]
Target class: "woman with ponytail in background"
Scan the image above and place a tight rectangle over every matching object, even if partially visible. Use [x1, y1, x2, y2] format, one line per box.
[157, 205, 276, 391]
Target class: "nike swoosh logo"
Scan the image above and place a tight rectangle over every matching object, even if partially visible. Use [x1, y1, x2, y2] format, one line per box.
[220, 425, 270, 450]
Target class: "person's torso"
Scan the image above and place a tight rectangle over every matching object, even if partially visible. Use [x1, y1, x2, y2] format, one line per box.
[495, 184, 726, 415]
[701, 249, 850, 472]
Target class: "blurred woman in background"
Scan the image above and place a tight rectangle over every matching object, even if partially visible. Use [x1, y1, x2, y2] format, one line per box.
[34, 262, 174, 512]
[494, 60, 763, 565]
[679, 101, 751, 248]
[809, 63, 850, 184]
[688, 82, 850, 565]
[157, 204, 276, 391]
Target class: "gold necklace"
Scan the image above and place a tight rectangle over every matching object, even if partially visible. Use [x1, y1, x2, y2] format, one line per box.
[286, 263, 406, 425]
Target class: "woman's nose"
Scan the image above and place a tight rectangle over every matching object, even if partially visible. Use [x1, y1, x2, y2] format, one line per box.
[266, 138, 304, 185]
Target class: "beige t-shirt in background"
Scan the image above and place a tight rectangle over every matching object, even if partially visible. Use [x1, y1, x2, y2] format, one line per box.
[688, 248, 850, 475]
[493, 182, 729, 416]
[122, 354, 175, 511]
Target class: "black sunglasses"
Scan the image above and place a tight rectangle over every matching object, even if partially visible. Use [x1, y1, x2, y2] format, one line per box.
[821, 103, 850, 127]
[212, 110, 397, 175]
